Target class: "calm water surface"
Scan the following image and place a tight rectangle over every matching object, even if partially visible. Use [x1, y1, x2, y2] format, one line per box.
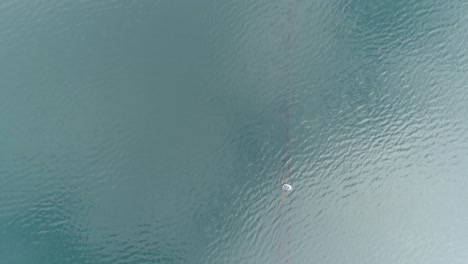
[1, 0, 468, 263]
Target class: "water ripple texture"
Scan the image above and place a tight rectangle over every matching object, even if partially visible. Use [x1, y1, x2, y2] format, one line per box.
[1, 0, 468, 263]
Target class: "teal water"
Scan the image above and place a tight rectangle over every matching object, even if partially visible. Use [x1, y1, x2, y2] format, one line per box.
[1, 0, 468, 263]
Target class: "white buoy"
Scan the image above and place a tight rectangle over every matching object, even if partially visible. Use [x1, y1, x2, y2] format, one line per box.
[282, 183, 292, 191]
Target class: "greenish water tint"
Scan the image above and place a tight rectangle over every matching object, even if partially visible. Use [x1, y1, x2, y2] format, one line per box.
[1, 0, 468, 263]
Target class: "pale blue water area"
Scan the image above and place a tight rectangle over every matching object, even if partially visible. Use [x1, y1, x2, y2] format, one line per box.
[1, 0, 468, 263]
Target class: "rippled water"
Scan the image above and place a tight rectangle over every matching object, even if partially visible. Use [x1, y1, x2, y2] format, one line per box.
[1, 0, 468, 263]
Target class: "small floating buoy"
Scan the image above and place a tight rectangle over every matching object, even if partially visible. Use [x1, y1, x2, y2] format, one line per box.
[282, 183, 292, 191]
